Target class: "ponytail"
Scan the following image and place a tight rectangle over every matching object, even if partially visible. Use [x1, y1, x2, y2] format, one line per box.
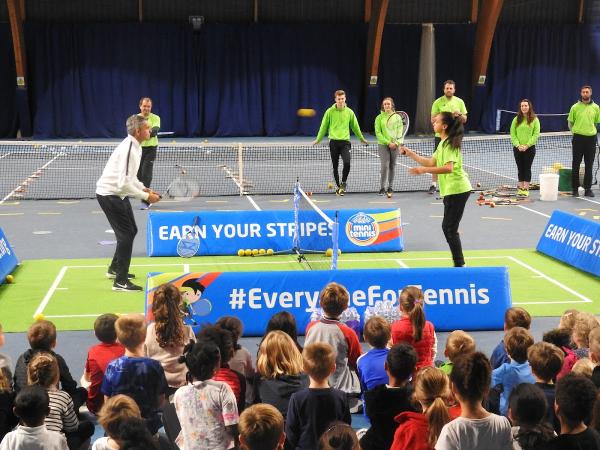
[27, 352, 59, 388]
[426, 397, 451, 447]
[439, 111, 464, 149]
[400, 286, 426, 342]
[415, 367, 452, 448]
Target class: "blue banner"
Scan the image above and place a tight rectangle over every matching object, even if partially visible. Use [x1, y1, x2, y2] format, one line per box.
[0, 228, 18, 284]
[145, 267, 511, 335]
[147, 209, 403, 256]
[537, 210, 600, 277]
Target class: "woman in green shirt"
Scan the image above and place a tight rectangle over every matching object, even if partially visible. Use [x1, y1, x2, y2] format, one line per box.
[401, 112, 471, 267]
[510, 99, 540, 197]
[374, 97, 400, 197]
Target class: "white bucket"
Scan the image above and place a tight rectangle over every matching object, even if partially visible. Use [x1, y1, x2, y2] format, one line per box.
[539, 173, 559, 201]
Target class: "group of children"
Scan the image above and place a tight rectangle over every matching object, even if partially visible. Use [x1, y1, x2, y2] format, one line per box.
[1, 283, 600, 450]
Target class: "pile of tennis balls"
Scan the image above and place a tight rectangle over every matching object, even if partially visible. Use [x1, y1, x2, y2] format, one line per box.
[237, 248, 274, 257]
[325, 248, 342, 257]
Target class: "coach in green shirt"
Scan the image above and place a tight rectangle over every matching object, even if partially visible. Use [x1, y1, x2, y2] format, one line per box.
[568, 85, 600, 197]
[313, 90, 368, 196]
[138, 97, 161, 208]
[429, 80, 467, 194]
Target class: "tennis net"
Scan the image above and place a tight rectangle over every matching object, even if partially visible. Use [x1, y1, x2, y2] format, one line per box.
[0, 132, 582, 200]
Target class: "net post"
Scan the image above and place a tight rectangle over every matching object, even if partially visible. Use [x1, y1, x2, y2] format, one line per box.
[292, 179, 301, 252]
[238, 142, 244, 196]
[495, 109, 501, 132]
[330, 211, 339, 270]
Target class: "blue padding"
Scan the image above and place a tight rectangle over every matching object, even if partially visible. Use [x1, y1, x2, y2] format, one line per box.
[145, 267, 511, 335]
[537, 210, 600, 277]
[0, 228, 18, 284]
[147, 209, 403, 256]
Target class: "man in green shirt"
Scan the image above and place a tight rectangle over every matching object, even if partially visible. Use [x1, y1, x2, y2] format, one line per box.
[313, 90, 368, 196]
[430, 80, 467, 194]
[137, 97, 161, 208]
[568, 85, 600, 197]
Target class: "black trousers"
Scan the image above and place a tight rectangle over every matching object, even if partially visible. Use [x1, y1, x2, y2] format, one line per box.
[96, 194, 138, 284]
[442, 191, 471, 267]
[329, 140, 351, 187]
[572, 134, 597, 190]
[513, 146, 536, 182]
[137, 145, 157, 189]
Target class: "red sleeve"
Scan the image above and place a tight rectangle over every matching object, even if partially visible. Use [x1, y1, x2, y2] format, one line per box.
[339, 324, 362, 369]
[305, 320, 317, 335]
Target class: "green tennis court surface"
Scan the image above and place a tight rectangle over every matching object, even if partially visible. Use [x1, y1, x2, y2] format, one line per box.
[0, 249, 598, 332]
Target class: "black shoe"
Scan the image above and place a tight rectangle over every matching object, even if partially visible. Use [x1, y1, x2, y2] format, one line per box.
[378, 188, 385, 196]
[106, 269, 135, 280]
[112, 280, 143, 292]
[386, 188, 393, 198]
[585, 189, 595, 197]
[338, 182, 346, 196]
[572, 190, 579, 197]
[428, 185, 436, 194]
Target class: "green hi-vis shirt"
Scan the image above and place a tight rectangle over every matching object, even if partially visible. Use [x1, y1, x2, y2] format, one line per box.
[433, 139, 472, 197]
[431, 96, 467, 137]
[140, 113, 161, 147]
[374, 111, 396, 145]
[510, 117, 540, 148]
[568, 101, 600, 136]
[315, 104, 365, 142]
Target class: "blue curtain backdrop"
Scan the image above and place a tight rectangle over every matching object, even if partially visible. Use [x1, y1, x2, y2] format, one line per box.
[25, 22, 367, 138]
[481, 24, 600, 133]
[0, 25, 17, 138]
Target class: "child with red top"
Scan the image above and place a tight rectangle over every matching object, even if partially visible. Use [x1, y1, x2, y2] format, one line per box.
[197, 324, 246, 413]
[392, 367, 458, 450]
[391, 286, 437, 370]
[304, 282, 362, 397]
[83, 314, 124, 414]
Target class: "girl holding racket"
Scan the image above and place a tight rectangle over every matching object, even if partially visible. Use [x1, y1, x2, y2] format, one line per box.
[374, 97, 401, 198]
[401, 112, 471, 267]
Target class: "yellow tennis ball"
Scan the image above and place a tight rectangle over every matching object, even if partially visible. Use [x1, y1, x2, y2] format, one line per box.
[327, 182, 334, 189]
[297, 108, 316, 118]
[33, 313, 45, 322]
[237, 249, 245, 257]
[252, 249, 259, 256]
[337, 249, 342, 256]
[5, 274, 14, 284]
[244, 249, 252, 256]
[266, 249, 274, 256]
[259, 249, 266, 255]
[325, 248, 333, 257]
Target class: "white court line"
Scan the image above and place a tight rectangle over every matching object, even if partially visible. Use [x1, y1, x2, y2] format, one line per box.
[246, 195, 261, 211]
[576, 196, 600, 205]
[183, 264, 190, 272]
[219, 165, 261, 211]
[34, 266, 68, 317]
[517, 205, 550, 218]
[395, 259, 409, 268]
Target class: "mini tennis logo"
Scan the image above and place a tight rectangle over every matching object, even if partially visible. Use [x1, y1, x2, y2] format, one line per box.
[346, 212, 379, 246]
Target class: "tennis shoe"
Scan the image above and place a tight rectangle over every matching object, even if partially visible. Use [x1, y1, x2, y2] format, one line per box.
[585, 189, 595, 197]
[112, 280, 143, 292]
[428, 185, 436, 194]
[378, 188, 385, 196]
[386, 188, 393, 198]
[572, 190, 579, 197]
[339, 182, 346, 196]
[106, 269, 135, 279]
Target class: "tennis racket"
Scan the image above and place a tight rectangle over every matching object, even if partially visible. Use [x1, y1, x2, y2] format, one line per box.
[163, 164, 200, 201]
[386, 111, 410, 146]
[177, 216, 200, 258]
[157, 131, 175, 137]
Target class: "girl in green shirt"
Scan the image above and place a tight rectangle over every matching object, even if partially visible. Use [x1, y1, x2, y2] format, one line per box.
[374, 97, 401, 197]
[401, 112, 471, 267]
[510, 99, 540, 197]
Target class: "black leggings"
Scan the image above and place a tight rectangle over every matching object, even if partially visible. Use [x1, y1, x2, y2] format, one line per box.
[329, 140, 351, 187]
[137, 145, 157, 189]
[442, 191, 471, 267]
[572, 134, 597, 190]
[513, 146, 536, 182]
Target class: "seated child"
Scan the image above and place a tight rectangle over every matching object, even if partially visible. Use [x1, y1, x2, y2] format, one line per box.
[508, 383, 555, 450]
[491, 307, 531, 370]
[83, 313, 124, 414]
[527, 341, 563, 433]
[491, 327, 535, 416]
[285, 342, 351, 450]
[14, 320, 86, 410]
[543, 328, 578, 380]
[356, 316, 390, 391]
[545, 374, 600, 449]
[318, 422, 360, 450]
[238, 403, 285, 450]
[391, 286, 437, 369]
[174, 340, 239, 450]
[304, 283, 362, 396]
[0, 360, 17, 443]
[0, 385, 68, 450]
[360, 343, 419, 450]
[439, 330, 475, 375]
[572, 358, 595, 378]
[589, 327, 600, 388]
[0, 323, 12, 383]
[101, 314, 168, 435]
[571, 313, 600, 360]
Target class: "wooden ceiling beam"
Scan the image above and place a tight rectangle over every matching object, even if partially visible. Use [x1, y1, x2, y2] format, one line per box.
[472, 0, 504, 86]
[365, 0, 389, 86]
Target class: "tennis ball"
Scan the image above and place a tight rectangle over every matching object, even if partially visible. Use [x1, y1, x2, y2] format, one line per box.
[337, 249, 342, 256]
[476, 182, 481, 188]
[259, 249, 266, 255]
[327, 182, 334, 189]
[204, 139, 208, 143]
[490, 202, 496, 208]
[5, 275, 14, 284]
[325, 248, 333, 257]
[237, 249, 245, 257]
[297, 108, 316, 118]
[266, 249, 274, 256]
[252, 249, 259, 256]
[33, 313, 45, 322]
[307, 191, 313, 197]
[244, 249, 252, 256]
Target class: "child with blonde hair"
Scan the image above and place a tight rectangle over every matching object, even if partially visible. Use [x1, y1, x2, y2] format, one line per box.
[589, 327, 600, 388]
[254, 331, 308, 419]
[391, 367, 457, 449]
[439, 330, 475, 375]
[391, 286, 437, 369]
[572, 312, 600, 359]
